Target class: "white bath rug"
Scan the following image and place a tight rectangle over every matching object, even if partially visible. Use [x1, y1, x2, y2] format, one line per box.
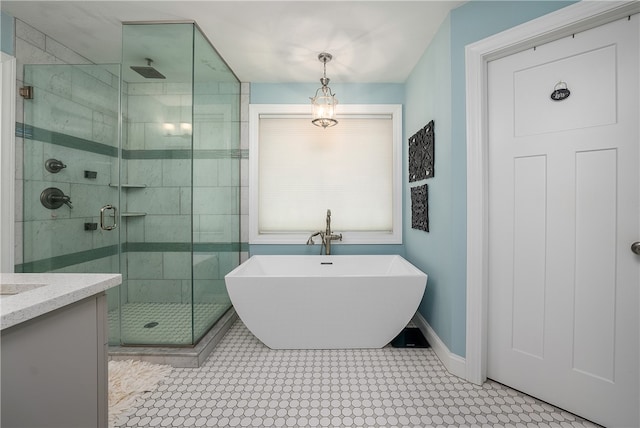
[108, 359, 172, 427]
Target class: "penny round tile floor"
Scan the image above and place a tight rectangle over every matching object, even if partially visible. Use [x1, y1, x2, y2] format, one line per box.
[113, 320, 600, 428]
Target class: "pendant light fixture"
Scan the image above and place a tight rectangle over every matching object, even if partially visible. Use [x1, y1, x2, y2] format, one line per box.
[310, 52, 338, 128]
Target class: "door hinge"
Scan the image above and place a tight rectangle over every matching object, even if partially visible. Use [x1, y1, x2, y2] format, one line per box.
[19, 86, 33, 99]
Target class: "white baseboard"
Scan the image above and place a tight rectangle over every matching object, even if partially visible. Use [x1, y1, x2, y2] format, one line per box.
[412, 312, 467, 380]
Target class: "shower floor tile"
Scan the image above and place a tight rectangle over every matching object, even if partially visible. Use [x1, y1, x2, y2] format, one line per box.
[109, 302, 231, 346]
[113, 320, 600, 428]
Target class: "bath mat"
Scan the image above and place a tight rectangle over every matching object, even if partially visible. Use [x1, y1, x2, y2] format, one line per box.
[108, 359, 172, 427]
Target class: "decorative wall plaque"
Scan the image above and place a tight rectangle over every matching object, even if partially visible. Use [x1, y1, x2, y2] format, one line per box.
[411, 184, 429, 232]
[408, 120, 434, 182]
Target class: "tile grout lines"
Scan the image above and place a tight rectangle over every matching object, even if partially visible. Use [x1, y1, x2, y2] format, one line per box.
[114, 320, 600, 428]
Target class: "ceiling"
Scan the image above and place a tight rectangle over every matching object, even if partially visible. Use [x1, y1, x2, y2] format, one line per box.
[2, 1, 464, 83]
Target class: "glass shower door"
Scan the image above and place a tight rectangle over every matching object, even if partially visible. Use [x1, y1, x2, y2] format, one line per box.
[192, 24, 240, 344]
[119, 22, 239, 346]
[20, 63, 122, 343]
[192, 24, 240, 340]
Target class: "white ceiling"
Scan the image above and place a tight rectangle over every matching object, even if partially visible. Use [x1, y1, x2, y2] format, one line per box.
[2, 1, 465, 83]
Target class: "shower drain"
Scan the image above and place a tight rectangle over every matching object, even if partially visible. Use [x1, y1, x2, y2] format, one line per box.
[143, 321, 159, 328]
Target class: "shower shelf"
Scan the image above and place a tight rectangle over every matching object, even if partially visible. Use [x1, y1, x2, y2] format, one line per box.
[109, 183, 147, 188]
[121, 212, 146, 217]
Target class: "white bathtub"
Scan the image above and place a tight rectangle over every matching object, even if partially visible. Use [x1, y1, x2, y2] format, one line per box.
[224, 255, 427, 349]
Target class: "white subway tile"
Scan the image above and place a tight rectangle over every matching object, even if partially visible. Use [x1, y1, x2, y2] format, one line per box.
[45, 36, 91, 65]
[240, 214, 249, 242]
[15, 19, 45, 50]
[240, 94, 249, 122]
[14, 220, 23, 265]
[15, 37, 60, 79]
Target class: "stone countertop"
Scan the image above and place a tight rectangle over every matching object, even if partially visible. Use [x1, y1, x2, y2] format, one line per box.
[0, 273, 122, 330]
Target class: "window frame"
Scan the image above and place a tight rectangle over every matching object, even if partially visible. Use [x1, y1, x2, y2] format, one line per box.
[249, 104, 403, 245]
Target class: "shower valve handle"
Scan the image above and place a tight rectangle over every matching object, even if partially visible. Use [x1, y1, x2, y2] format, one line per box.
[56, 195, 73, 209]
[45, 158, 67, 173]
[40, 187, 73, 210]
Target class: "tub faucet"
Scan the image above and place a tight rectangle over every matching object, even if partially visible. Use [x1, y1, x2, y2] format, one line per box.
[306, 209, 342, 255]
[306, 231, 324, 246]
[323, 209, 342, 255]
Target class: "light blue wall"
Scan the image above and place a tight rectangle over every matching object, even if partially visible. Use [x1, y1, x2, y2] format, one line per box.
[1, 12, 15, 55]
[248, 1, 578, 356]
[250, 82, 405, 256]
[404, 0, 577, 357]
[251, 82, 404, 105]
[404, 14, 454, 355]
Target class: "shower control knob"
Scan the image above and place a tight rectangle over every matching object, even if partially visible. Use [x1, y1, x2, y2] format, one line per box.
[632, 241, 640, 255]
[45, 158, 66, 173]
[40, 187, 73, 209]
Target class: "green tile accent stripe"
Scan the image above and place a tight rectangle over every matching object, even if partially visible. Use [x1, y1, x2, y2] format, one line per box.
[15, 242, 248, 273]
[17, 123, 118, 157]
[17, 122, 249, 160]
[123, 242, 192, 252]
[124, 149, 245, 160]
[16, 245, 119, 273]
[195, 242, 246, 252]
[124, 149, 191, 160]
[124, 242, 246, 252]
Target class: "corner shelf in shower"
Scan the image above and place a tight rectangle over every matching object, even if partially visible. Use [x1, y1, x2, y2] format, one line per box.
[121, 212, 146, 217]
[109, 185, 146, 217]
[109, 184, 147, 188]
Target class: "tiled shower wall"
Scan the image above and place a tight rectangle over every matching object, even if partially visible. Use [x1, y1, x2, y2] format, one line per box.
[20, 63, 120, 273]
[13, 18, 94, 267]
[12, 17, 250, 303]
[239, 83, 249, 264]
[121, 79, 244, 304]
[14, 19, 121, 276]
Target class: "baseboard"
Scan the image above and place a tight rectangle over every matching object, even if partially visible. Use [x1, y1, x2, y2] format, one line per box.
[412, 312, 466, 380]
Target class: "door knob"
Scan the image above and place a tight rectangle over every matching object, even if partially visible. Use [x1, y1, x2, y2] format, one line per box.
[632, 242, 640, 255]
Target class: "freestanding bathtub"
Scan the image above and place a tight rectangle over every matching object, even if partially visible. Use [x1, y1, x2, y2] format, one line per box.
[224, 255, 427, 349]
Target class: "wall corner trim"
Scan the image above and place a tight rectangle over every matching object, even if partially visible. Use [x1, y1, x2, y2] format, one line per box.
[412, 312, 467, 381]
[1, 52, 16, 272]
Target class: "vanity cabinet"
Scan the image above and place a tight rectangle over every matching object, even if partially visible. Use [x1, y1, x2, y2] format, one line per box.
[1, 294, 108, 428]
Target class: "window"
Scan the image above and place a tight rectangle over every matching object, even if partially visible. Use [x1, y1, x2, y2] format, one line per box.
[249, 104, 402, 244]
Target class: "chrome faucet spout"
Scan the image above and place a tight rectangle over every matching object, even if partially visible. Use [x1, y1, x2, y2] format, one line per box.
[306, 210, 341, 255]
[306, 231, 323, 245]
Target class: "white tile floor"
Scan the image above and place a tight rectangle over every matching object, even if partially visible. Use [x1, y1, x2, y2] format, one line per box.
[114, 320, 600, 428]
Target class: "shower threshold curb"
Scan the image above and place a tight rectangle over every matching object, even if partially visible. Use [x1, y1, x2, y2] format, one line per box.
[108, 307, 238, 368]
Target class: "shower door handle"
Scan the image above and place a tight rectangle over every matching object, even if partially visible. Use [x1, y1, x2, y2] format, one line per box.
[100, 205, 117, 230]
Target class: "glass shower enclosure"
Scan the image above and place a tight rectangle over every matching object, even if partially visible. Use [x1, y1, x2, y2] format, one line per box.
[19, 22, 241, 347]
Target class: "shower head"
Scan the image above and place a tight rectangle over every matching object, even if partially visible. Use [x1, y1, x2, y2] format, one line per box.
[130, 58, 166, 79]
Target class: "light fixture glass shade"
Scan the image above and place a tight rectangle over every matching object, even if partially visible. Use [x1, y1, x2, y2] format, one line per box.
[310, 52, 338, 128]
[311, 91, 338, 128]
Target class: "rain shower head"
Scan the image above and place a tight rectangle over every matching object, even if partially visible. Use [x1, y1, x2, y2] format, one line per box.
[130, 58, 166, 79]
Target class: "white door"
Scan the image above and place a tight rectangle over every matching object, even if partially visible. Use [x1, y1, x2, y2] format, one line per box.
[487, 15, 639, 428]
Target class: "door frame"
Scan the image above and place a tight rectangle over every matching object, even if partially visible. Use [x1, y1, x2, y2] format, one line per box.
[1, 52, 16, 272]
[465, 0, 640, 385]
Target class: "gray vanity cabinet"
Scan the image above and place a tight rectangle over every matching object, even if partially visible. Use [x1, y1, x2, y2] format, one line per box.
[1, 294, 108, 428]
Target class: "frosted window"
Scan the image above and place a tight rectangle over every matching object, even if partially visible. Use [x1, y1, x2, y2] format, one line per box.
[249, 104, 402, 244]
